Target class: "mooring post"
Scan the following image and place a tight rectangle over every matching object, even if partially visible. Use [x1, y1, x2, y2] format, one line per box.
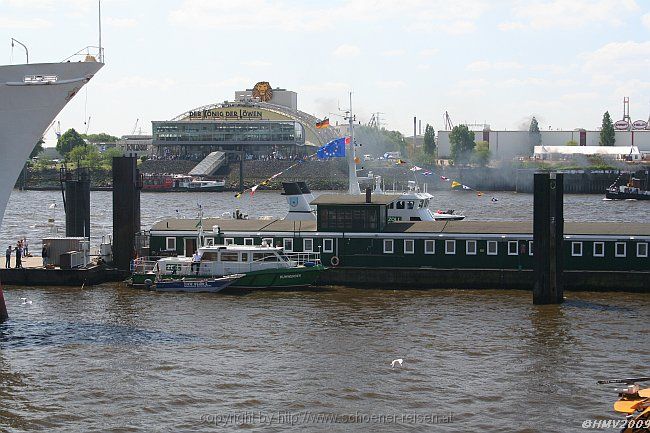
[0, 283, 8, 323]
[533, 172, 564, 304]
[112, 156, 141, 271]
[63, 168, 91, 238]
[239, 146, 244, 193]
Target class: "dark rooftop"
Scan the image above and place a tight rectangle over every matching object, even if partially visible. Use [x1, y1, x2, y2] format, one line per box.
[310, 194, 395, 206]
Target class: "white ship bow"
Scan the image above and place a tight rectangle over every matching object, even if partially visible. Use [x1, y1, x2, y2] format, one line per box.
[0, 60, 103, 229]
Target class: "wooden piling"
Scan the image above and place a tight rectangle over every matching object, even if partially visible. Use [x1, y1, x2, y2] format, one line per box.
[112, 157, 141, 271]
[533, 172, 564, 304]
[0, 282, 7, 323]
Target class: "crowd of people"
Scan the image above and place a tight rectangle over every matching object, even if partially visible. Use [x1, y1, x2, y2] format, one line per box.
[4, 238, 30, 269]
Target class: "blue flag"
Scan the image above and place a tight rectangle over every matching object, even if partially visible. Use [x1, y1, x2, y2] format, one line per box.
[317, 137, 348, 159]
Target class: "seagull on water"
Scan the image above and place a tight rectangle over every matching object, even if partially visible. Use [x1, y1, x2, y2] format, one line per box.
[20, 297, 32, 305]
[391, 358, 403, 368]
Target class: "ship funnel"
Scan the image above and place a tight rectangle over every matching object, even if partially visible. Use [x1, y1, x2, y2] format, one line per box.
[282, 182, 316, 221]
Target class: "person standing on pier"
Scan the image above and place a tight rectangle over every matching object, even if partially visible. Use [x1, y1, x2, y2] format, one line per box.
[15, 242, 22, 269]
[42, 243, 49, 267]
[5, 245, 11, 269]
[23, 238, 29, 256]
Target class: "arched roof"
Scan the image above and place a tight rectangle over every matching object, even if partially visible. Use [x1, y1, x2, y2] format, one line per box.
[172, 100, 339, 147]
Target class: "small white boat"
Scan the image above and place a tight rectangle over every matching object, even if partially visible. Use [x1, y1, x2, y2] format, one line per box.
[151, 274, 243, 293]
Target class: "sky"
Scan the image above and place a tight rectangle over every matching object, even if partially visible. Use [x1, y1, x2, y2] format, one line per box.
[1, 0, 650, 146]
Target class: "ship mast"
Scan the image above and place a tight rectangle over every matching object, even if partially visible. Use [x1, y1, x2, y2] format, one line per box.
[345, 92, 361, 195]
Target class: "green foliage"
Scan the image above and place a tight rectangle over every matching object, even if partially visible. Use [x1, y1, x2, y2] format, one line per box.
[412, 148, 437, 165]
[67, 144, 102, 170]
[600, 111, 616, 146]
[565, 139, 578, 146]
[101, 147, 124, 164]
[471, 140, 491, 167]
[81, 132, 119, 143]
[423, 124, 436, 156]
[528, 117, 541, 155]
[449, 125, 475, 164]
[56, 128, 85, 157]
[30, 138, 45, 159]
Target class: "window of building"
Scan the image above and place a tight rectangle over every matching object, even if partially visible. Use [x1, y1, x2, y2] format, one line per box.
[466, 240, 477, 255]
[318, 206, 379, 231]
[244, 238, 254, 246]
[404, 239, 414, 254]
[283, 238, 294, 252]
[165, 237, 176, 251]
[303, 238, 313, 253]
[593, 242, 604, 257]
[445, 240, 456, 255]
[487, 241, 497, 255]
[262, 238, 273, 247]
[615, 242, 626, 257]
[424, 240, 435, 255]
[508, 241, 518, 256]
[225, 238, 234, 246]
[637, 242, 648, 258]
[241, 252, 248, 262]
[323, 238, 334, 253]
[528, 241, 533, 256]
[383, 239, 394, 254]
[571, 241, 583, 257]
[204, 237, 214, 246]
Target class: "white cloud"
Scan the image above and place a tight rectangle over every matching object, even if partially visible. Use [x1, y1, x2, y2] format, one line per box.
[580, 40, 650, 75]
[0, 17, 52, 29]
[376, 80, 406, 89]
[332, 44, 360, 58]
[450, 78, 488, 97]
[381, 49, 405, 57]
[466, 60, 524, 71]
[439, 20, 476, 35]
[642, 12, 650, 29]
[419, 48, 439, 57]
[498, 21, 525, 31]
[509, 0, 640, 30]
[241, 60, 272, 67]
[100, 76, 176, 91]
[3, 0, 93, 11]
[106, 17, 137, 28]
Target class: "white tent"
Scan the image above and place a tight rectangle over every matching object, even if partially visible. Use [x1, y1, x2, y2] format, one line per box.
[534, 145, 641, 160]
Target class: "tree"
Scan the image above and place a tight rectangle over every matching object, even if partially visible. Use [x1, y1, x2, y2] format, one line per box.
[56, 128, 85, 157]
[30, 138, 45, 159]
[471, 140, 491, 167]
[528, 116, 541, 155]
[67, 144, 102, 170]
[423, 124, 436, 156]
[102, 147, 124, 164]
[600, 111, 615, 146]
[81, 132, 119, 143]
[449, 125, 475, 164]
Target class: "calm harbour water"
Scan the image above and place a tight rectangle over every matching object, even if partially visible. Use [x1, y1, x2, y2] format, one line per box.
[1, 189, 648, 432]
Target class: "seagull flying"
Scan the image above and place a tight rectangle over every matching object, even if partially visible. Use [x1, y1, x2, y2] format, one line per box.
[391, 358, 403, 368]
[20, 297, 32, 305]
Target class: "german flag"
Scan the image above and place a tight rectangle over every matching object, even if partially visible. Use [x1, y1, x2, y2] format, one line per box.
[316, 118, 330, 129]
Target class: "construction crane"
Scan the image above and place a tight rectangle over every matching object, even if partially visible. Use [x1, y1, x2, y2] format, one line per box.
[443, 111, 454, 130]
[367, 112, 385, 129]
[84, 116, 91, 134]
[131, 118, 139, 135]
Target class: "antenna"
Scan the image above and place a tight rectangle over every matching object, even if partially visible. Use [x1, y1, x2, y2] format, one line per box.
[98, 0, 103, 62]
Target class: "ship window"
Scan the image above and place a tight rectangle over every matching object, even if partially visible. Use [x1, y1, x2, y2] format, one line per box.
[487, 241, 497, 255]
[262, 238, 273, 247]
[388, 202, 394, 209]
[283, 238, 294, 252]
[508, 241, 518, 256]
[593, 242, 604, 257]
[615, 242, 626, 257]
[303, 238, 313, 252]
[637, 242, 648, 258]
[201, 252, 218, 261]
[571, 242, 583, 257]
[445, 240, 455, 255]
[323, 238, 334, 253]
[466, 240, 477, 255]
[220, 252, 239, 262]
[225, 238, 234, 246]
[244, 238, 254, 246]
[383, 239, 394, 254]
[407, 201, 415, 210]
[404, 239, 414, 254]
[241, 252, 248, 262]
[424, 240, 435, 254]
[204, 237, 214, 246]
[396, 201, 405, 210]
[165, 237, 176, 251]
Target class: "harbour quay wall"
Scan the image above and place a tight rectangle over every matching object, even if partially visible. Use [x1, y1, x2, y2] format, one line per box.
[0, 266, 129, 286]
[319, 267, 650, 292]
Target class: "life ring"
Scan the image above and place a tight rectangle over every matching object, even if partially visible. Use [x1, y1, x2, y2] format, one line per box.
[330, 256, 340, 267]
